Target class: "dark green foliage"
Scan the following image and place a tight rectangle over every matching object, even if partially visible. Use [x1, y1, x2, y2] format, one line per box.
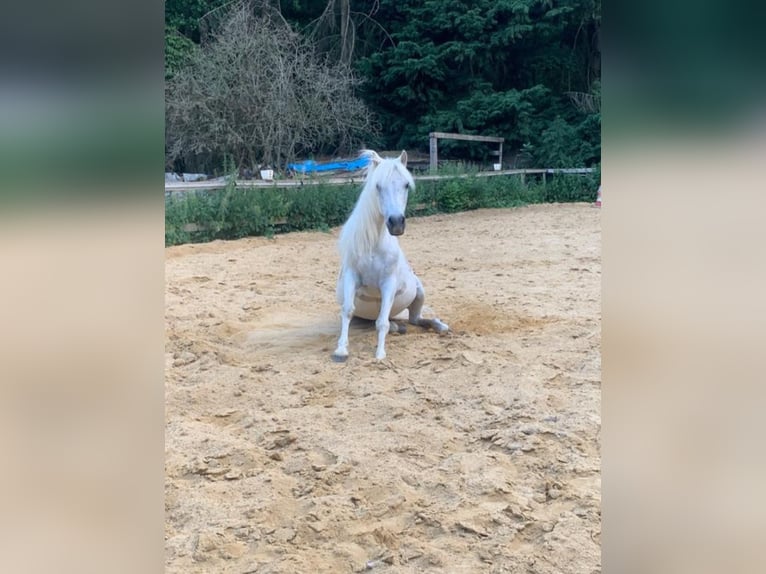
[165, 182, 360, 245]
[473, 175, 537, 208]
[537, 116, 582, 168]
[437, 178, 476, 213]
[164, 27, 197, 81]
[282, 184, 360, 232]
[219, 187, 287, 238]
[165, 179, 287, 245]
[406, 180, 440, 217]
[165, 171, 600, 246]
[165, 1, 600, 173]
[356, 0, 601, 166]
[540, 172, 599, 203]
[165, 0, 232, 41]
[165, 0, 231, 82]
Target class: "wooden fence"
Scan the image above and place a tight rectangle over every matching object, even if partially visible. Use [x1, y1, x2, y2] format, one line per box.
[165, 167, 595, 194]
[428, 131, 505, 171]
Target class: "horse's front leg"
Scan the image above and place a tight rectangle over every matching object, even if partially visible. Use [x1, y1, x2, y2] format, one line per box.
[408, 276, 449, 333]
[375, 277, 398, 360]
[332, 268, 359, 362]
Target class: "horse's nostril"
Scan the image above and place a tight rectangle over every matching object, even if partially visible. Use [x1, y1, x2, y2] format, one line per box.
[386, 215, 406, 235]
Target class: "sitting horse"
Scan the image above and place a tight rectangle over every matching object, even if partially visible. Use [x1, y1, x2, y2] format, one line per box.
[332, 150, 449, 362]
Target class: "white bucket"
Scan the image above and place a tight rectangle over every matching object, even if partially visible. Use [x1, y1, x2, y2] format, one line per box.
[493, 163, 501, 171]
[260, 169, 274, 181]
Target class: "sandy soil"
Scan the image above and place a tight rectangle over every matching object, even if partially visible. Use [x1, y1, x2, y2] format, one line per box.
[165, 204, 601, 573]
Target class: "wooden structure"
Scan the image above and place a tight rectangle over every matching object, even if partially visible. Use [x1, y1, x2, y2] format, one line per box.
[428, 131, 505, 172]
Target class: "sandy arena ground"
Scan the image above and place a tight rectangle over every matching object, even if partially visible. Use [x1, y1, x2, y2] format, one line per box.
[165, 204, 601, 573]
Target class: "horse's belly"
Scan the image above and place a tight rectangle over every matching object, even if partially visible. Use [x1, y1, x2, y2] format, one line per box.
[353, 282, 416, 321]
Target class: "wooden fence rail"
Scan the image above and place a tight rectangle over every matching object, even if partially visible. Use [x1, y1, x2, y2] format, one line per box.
[428, 131, 505, 172]
[165, 168, 595, 194]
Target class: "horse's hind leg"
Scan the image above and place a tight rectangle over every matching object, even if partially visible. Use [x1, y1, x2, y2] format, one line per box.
[408, 277, 449, 333]
[389, 320, 407, 334]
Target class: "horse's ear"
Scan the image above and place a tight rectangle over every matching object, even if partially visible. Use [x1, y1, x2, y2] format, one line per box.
[399, 150, 408, 167]
[362, 149, 383, 166]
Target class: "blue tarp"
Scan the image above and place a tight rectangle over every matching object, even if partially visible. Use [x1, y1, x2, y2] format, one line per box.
[286, 157, 370, 174]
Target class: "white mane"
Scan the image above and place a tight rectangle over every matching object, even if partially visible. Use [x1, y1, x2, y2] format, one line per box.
[338, 150, 413, 265]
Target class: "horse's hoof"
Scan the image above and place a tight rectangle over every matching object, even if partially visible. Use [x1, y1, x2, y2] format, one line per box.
[331, 353, 348, 363]
[435, 319, 449, 332]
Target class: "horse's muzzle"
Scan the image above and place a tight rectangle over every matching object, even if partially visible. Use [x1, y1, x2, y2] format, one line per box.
[386, 215, 406, 236]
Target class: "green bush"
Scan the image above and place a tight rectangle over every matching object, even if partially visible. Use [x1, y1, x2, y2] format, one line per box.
[406, 180, 439, 216]
[535, 171, 600, 203]
[283, 183, 359, 232]
[473, 174, 533, 208]
[165, 170, 600, 246]
[438, 178, 471, 212]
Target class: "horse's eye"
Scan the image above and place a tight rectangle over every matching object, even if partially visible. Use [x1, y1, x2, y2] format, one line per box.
[404, 182, 411, 191]
[376, 183, 382, 192]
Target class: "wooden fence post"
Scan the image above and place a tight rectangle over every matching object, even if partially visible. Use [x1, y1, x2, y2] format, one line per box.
[429, 133, 438, 172]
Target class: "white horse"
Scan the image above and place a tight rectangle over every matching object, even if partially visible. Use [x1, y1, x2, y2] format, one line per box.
[332, 150, 449, 362]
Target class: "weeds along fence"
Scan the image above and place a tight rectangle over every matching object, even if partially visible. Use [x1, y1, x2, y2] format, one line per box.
[165, 168, 599, 246]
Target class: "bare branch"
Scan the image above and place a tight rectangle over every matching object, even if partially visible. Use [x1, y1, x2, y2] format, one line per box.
[166, 3, 377, 172]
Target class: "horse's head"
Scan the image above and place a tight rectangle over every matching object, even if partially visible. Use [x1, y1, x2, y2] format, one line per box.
[366, 150, 413, 236]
